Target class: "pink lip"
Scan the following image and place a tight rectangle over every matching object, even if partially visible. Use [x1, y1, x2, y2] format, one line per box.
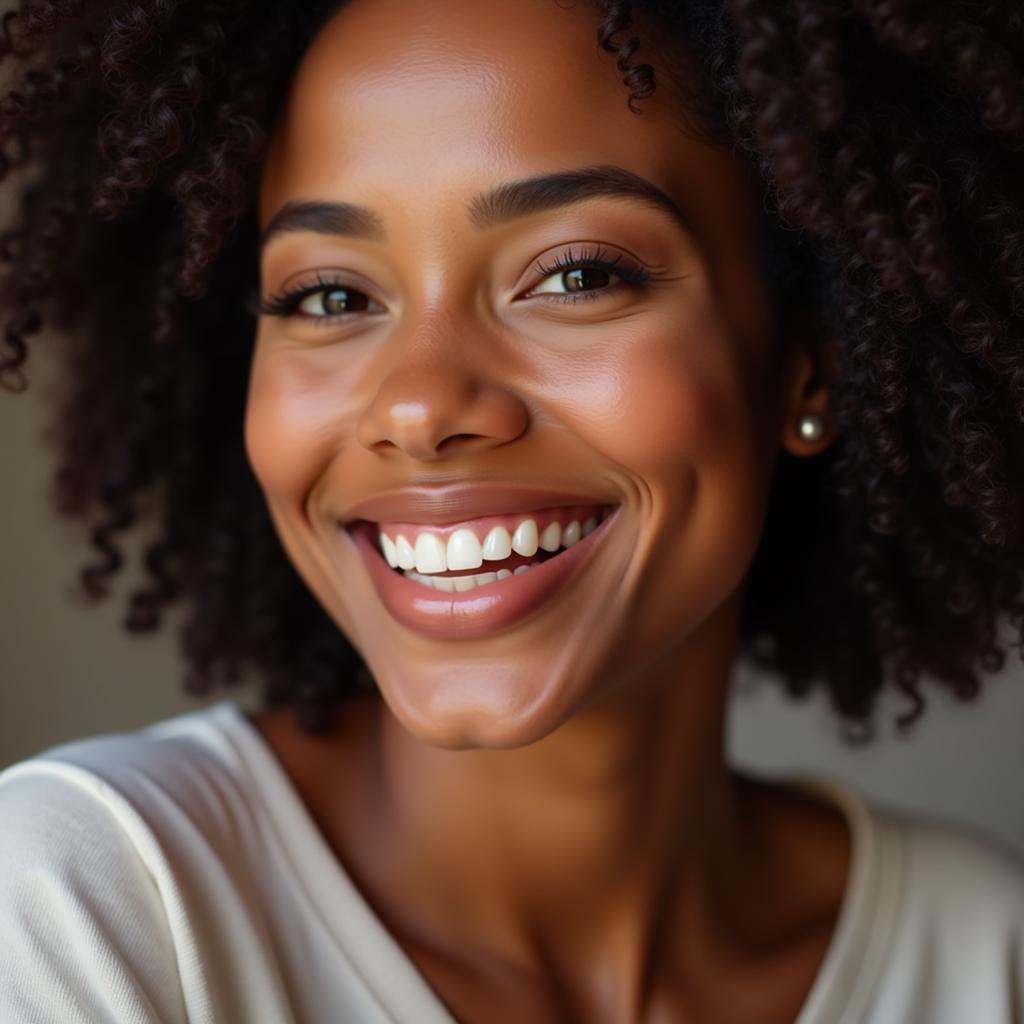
[339, 483, 617, 527]
[345, 507, 620, 640]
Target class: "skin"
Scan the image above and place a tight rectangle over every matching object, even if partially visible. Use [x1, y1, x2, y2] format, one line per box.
[244, 1, 849, 1021]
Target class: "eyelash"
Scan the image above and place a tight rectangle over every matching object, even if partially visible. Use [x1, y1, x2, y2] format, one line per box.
[529, 245, 650, 303]
[256, 246, 651, 321]
[255, 270, 355, 319]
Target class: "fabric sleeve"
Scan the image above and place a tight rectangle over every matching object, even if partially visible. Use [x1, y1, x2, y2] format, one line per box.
[0, 765, 189, 1024]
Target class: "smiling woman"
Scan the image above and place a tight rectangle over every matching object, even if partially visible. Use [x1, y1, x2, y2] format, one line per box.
[1, 1, 1024, 1022]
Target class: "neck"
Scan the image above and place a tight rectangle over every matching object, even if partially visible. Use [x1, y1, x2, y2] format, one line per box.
[248, 588, 851, 1020]
[355, 597, 758, 1002]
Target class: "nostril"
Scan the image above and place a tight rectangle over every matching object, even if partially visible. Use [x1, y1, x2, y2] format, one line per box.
[435, 433, 492, 454]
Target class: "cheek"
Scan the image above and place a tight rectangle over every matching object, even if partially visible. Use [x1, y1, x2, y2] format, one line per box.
[608, 343, 714, 475]
[626, 312, 772, 615]
[553, 306, 770, 617]
[243, 343, 357, 504]
[549, 308, 748, 482]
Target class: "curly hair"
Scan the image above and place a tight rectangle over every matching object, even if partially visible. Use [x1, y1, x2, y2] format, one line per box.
[2, 0, 1023, 742]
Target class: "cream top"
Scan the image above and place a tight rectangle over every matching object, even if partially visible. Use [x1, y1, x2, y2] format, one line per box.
[1, 698, 1022, 1022]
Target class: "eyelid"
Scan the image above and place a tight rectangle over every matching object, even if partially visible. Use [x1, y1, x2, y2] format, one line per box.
[256, 271, 382, 319]
[520, 243, 651, 299]
[254, 243, 653, 321]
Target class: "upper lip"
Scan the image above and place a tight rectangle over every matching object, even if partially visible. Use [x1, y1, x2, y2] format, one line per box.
[339, 484, 614, 527]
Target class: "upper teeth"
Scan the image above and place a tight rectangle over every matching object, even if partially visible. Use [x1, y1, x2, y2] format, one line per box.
[378, 515, 599, 574]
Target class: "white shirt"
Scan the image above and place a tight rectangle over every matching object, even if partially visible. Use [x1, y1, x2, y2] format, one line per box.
[0, 698, 1022, 1023]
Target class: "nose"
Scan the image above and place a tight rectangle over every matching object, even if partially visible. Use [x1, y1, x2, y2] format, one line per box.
[355, 318, 529, 462]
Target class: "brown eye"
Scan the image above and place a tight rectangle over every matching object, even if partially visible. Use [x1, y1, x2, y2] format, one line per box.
[532, 265, 619, 297]
[561, 267, 611, 292]
[298, 286, 372, 316]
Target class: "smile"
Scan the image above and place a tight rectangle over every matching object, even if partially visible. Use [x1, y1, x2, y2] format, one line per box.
[344, 502, 620, 639]
[376, 504, 611, 589]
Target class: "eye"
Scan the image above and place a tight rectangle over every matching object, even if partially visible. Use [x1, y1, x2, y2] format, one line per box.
[297, 286, 373, 316]
[523, 245, 650, 304]
[257, 274, 384, 321]
[532, 266, 615, 295]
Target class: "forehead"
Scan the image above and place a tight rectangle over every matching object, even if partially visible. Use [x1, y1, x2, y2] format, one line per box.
[259, 0, 760, 236]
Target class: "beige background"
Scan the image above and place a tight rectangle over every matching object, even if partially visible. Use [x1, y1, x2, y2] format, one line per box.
[4, 342, 1024, 858]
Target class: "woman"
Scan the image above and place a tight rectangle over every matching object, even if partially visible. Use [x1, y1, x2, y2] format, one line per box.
[1, 0, 1022, 1020]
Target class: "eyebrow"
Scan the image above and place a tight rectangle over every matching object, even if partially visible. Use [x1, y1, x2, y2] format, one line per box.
[468, 164, 688, 232]
[261, 200, 387, 247]
[260, 164, 688, 249]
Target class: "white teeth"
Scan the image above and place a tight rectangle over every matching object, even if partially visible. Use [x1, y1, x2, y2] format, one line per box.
[379, 532, 399, 568]
[447, 528, 483, 571]
[538, 521, 562, 552]
[379, 508, 612, 569]
[395, 534, 417, 570]
[482, 525, 513, 561]
[414, 532, 446, 574]
[511, 518, 539, 557]
[404, 563, 539, 592]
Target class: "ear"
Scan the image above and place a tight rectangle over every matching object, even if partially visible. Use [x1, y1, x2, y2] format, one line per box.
[778, 309, 838, 458]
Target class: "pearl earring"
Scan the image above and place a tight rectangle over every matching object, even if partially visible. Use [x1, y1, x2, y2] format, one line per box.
[797, 412, 826, 442]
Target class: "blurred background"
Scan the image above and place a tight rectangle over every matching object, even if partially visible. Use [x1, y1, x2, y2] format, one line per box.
[4, 341, 1024, 859]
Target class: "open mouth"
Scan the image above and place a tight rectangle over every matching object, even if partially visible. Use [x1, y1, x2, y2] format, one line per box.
[348, 503, 618, 594]
[344, 502, 621, 639]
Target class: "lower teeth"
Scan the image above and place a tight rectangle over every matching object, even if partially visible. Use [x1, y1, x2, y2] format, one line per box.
[404, 562, 541, 592]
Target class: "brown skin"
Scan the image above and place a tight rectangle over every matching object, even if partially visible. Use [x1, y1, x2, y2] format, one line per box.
[245, 1, 847, 1021]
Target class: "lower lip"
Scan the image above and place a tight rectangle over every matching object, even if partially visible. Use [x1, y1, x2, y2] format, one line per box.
[346, 509, 619, 640]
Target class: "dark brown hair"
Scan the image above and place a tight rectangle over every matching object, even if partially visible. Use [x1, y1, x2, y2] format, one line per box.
[2, 0, 1022, 741]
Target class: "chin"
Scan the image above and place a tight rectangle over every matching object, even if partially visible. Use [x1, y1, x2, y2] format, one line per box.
[374, 664, 581, 751]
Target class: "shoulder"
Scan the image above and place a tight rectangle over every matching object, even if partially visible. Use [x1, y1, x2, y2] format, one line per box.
[864, 802, 1024, 1021]
[1, 701, 257, 852]
[0, 703, 245, 1023]
[891, 807, 1024, 920]
[792, 773, 1024, 926]
[783, 775, 1024, 1021]
[0, 758, 189, 1022]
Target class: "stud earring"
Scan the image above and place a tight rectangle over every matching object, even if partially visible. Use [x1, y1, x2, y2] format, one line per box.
[797, 412, 826, 442]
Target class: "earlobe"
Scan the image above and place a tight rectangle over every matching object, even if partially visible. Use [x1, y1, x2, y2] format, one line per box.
[795, 410, 827, 443]
[779, 333, 837, 458]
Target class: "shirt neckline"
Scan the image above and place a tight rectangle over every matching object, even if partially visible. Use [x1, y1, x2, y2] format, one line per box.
[210, 699, 457, 1022]
[783, 771, 895, 1023]
[207, 698, 890, 1023]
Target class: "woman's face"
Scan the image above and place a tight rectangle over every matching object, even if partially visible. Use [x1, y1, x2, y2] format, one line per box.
[246, 0, 822, 748]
